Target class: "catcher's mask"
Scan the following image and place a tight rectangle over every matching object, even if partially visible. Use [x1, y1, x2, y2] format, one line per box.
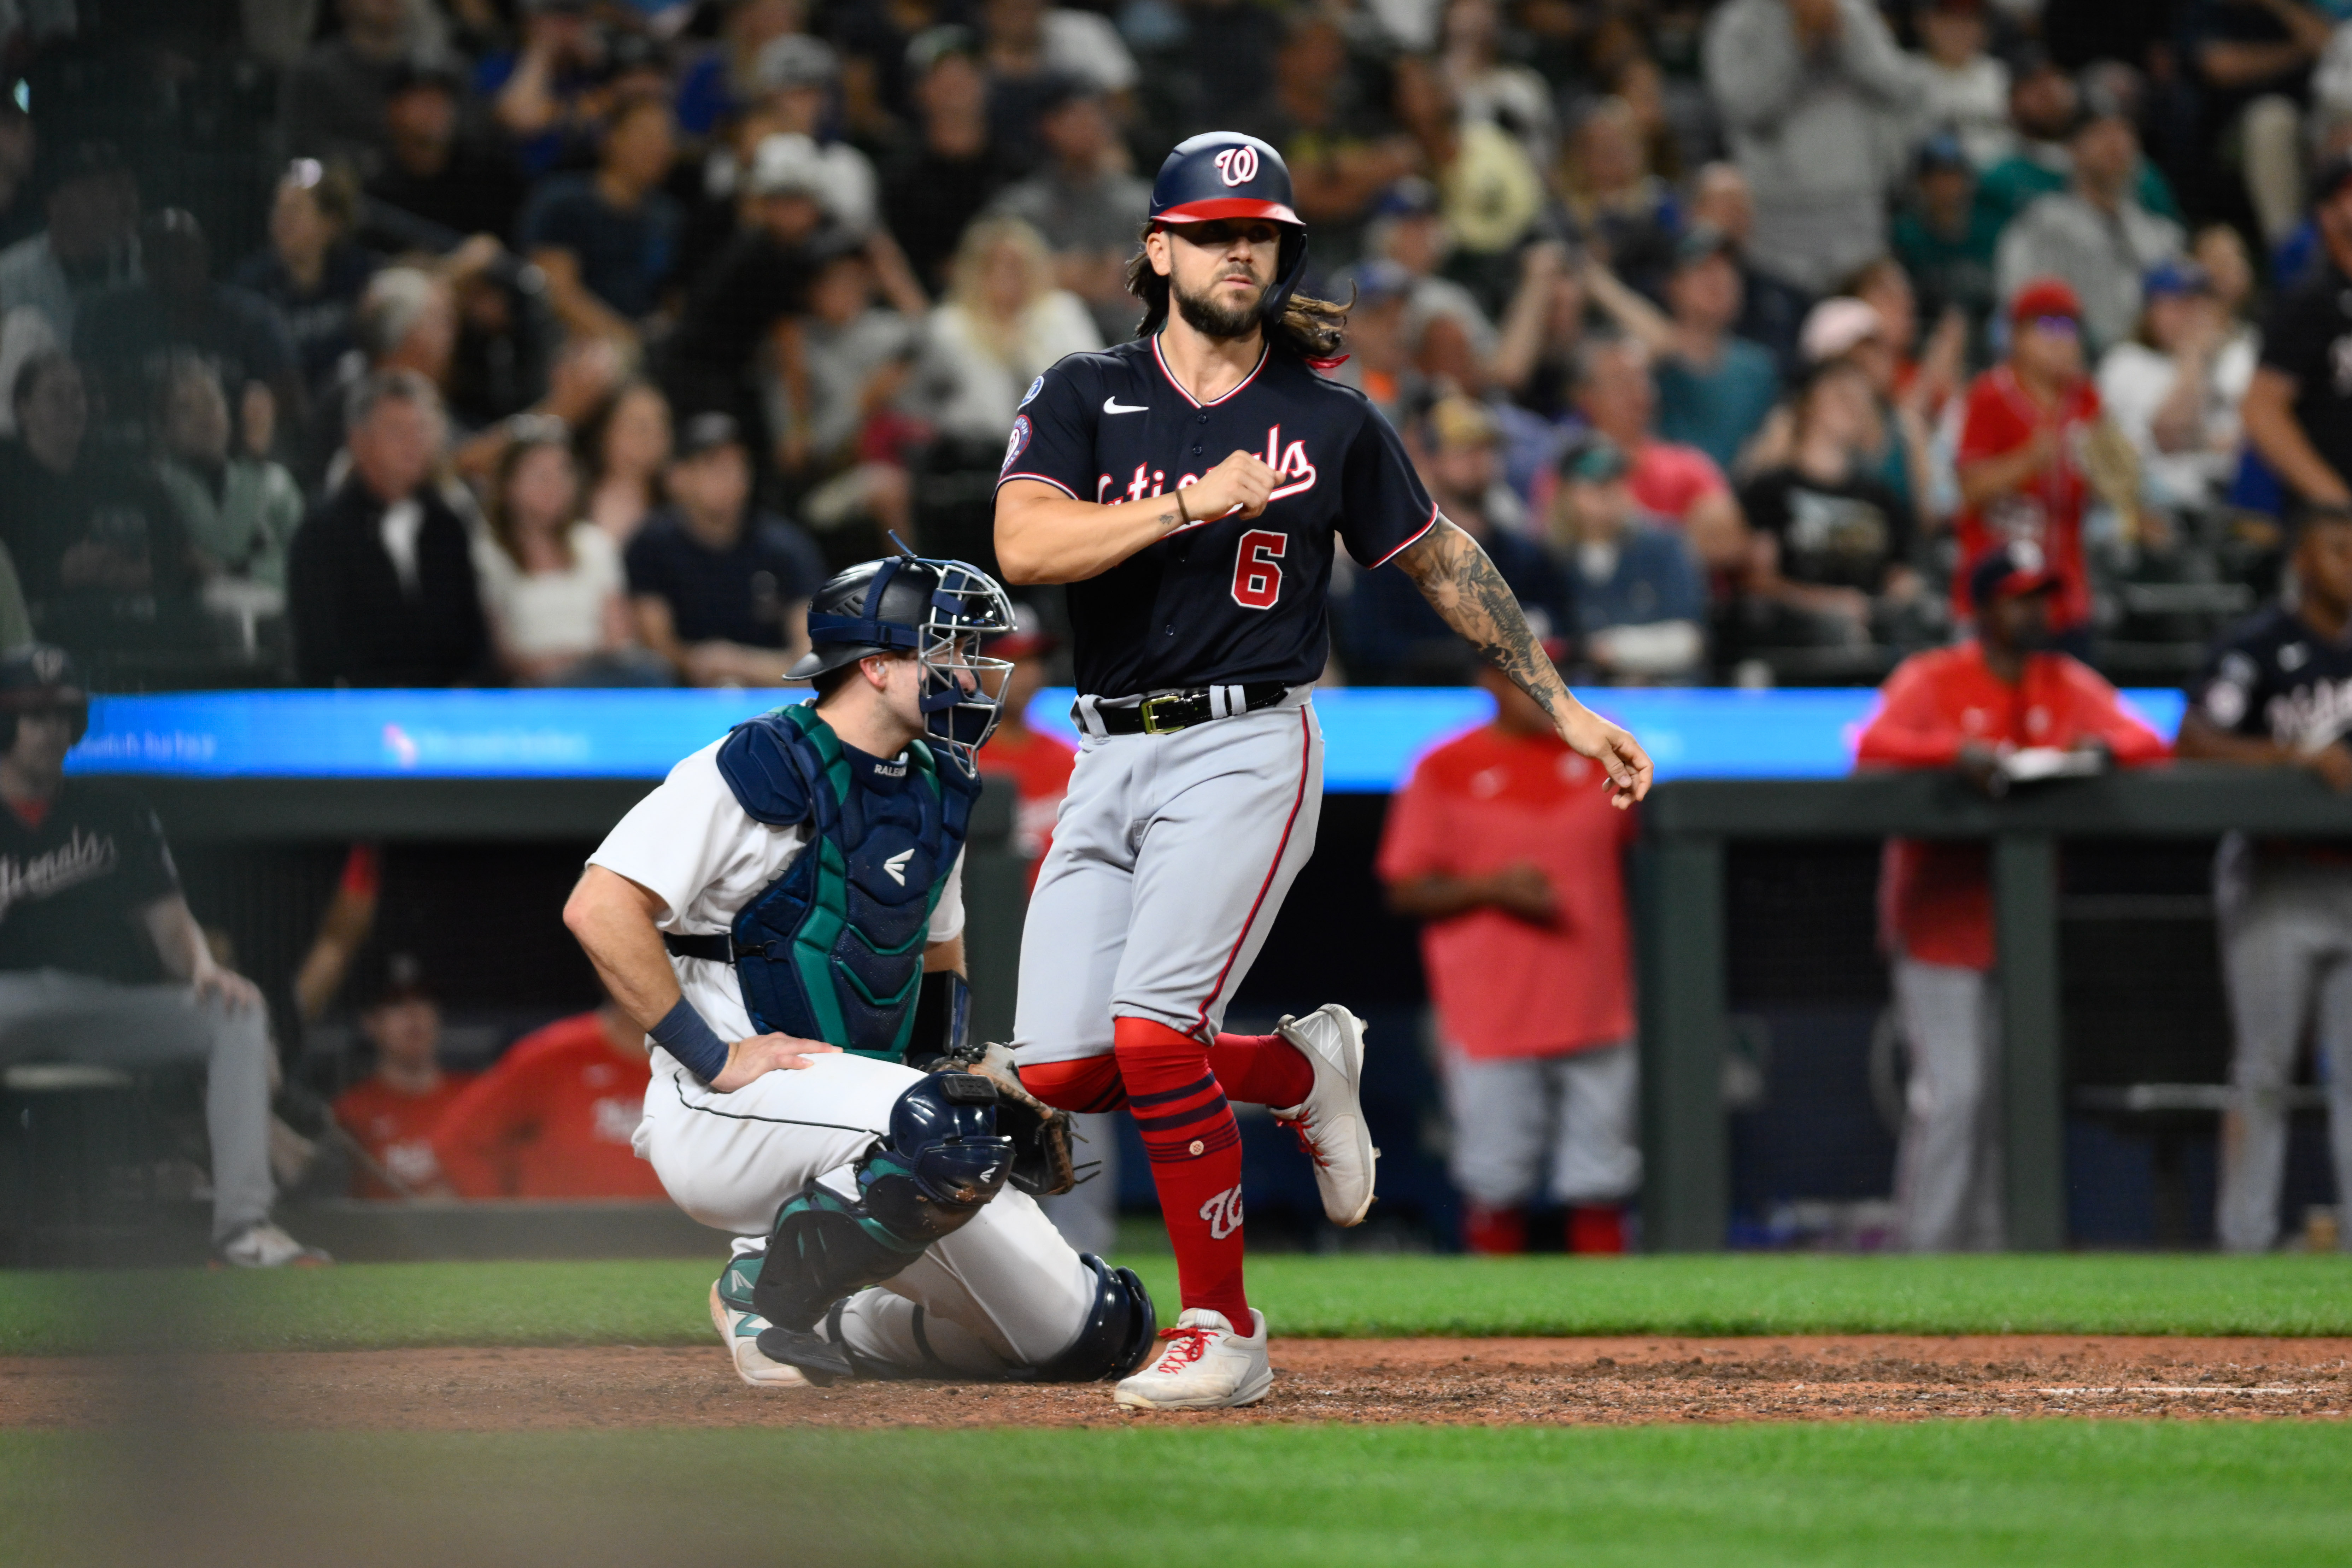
[790, 551, 1017, 777]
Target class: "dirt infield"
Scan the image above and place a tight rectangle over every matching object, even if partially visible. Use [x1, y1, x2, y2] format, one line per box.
[6, 1337, 2349, 1428]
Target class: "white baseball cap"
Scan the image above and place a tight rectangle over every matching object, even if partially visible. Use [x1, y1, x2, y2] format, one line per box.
[1799, 296, 1885, 365]
[748, 133, 833, 204]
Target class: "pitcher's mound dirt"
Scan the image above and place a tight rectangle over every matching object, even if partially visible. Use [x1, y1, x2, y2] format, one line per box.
[6, 1337, 2349, 1429]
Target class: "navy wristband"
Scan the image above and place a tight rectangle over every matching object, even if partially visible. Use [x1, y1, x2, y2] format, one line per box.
[651, 996, 731, 1084]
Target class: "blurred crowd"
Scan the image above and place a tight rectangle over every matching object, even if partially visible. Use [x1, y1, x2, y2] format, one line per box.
[1, 0, 2347, 691]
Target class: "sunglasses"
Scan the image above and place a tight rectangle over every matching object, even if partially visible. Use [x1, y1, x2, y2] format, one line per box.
[2028, 315, 2079, 336]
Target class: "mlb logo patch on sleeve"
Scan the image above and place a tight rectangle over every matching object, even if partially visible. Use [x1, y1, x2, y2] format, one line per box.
[1002, 414, 1033, 474]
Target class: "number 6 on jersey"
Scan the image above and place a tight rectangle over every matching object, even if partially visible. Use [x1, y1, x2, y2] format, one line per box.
[1231, 529, 1287, 610]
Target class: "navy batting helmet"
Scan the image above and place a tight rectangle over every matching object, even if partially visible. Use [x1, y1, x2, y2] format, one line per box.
[789, 552, 1016, 776]
[1147, 131, 1310, 326]
[0, 643, 90, 753]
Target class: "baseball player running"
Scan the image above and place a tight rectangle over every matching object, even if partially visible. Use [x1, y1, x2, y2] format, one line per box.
[993, 132, 1654, 1410]
[563, 553, 1156, 1388]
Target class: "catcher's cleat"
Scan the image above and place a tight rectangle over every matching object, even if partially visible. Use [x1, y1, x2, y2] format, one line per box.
[711, 1257, 811, 1389]
[1113, 1308, 1272, 1411]
[214, 1221, 332, 1268]
[1271, 1004, 1378, 1226]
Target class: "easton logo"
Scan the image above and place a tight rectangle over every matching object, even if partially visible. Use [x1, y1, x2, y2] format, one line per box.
[882, 848, 915, 886]
[1199, 1183, 1245, 1240]
[1214, 145, 1258, 186]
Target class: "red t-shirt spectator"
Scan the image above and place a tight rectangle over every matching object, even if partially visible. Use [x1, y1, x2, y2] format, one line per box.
[975, 723, 1076, 891]
[431, 1011, 666, 1199]
[1377, 722, 1638, 1059]
[1854, 641, 2169, 969]
[333, 1073, 477, 1199]
[1952, 365, 2100, 632]
[1627, 437, 1730, 524]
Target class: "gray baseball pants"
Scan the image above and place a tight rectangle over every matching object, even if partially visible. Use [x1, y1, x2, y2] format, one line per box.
[1890, 955, 2006, 1252]
[2215, 859, 2352, 1254]
[1012, 693, 1322, 1063]
[0, 968, 275, 1241]
[1439, 1040, 1641, 1209]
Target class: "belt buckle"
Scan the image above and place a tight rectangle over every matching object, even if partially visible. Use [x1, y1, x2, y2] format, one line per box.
[1139, 693, 1185, 734]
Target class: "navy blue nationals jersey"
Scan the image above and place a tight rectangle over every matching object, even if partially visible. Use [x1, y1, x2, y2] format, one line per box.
[996, 337, 1437, 697]
[2190, 605, 2352, 751]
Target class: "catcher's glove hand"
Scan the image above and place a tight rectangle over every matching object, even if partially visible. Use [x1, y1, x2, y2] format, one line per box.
[954, 1042, 1081, 1197]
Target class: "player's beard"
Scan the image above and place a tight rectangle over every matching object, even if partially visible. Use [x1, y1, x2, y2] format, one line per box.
[1172, 270, 1268, 340]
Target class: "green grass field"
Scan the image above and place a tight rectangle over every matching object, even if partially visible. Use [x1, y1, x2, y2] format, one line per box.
[6, 1423, 2351, 1567]
[3, 1252, 2349, 1355]
[7, 1253, 2350, 1566]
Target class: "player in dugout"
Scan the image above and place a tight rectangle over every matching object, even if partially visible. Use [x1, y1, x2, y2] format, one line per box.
[2175, 506, 2352, 1253]
[0, 644, 328, 1265]
[431, 993, 668, 1199]
[1378, 643, 1642, 1255]
[1855, 545, 2170, 1250]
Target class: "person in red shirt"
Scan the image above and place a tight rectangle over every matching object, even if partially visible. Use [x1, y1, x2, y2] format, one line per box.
[331, 961, 475, 1200]
[1377, 650, 1642, 1254]
[1855, 544, 2170, 1250]
[1570, 334, 1748, 573]
[430, 1002, 668, 1199]
[1952, 277, 2103, 653]
[974, 609, 1077, 888]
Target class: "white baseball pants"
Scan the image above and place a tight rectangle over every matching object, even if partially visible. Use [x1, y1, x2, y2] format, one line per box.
[0, 968, 275, 1241]
[2215, 860, 2352, 1254]
[1890, 955, 2006, 1252]
[1011, 694, 1322, 1064]
[634, 1048, 1102, 1373]
[1439, 1040, 1641, 1209]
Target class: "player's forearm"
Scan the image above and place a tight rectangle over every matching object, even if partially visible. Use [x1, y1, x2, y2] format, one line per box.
[994, 487, 1188, 585]
[2175, 713, 2293, 766]
[2242, 375, 2352, 506]
[140, 897, 215, 986]
[1385, 873, 1502, 922]
[1395, 517, 1577, 718]
[561, 867, 682, 1033]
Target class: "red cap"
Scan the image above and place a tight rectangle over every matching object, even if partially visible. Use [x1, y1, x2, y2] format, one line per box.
[2008, 276, 2083, 326]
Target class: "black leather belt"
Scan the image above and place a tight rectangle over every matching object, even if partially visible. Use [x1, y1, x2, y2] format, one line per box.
[1081, 682, 1292, 736]
[664, 932, 759, 963]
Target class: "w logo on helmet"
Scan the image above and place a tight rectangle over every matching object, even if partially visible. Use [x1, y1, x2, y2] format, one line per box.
[1213, 145, 1259, 187]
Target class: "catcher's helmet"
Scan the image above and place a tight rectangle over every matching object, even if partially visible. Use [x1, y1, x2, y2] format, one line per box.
[789, 552, 1016, 776]
[1147, 131, 1310, 326]
[0, 643, 90, 752]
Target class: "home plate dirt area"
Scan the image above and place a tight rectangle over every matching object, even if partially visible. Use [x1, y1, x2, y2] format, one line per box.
[6, 1337, 2350, 1428]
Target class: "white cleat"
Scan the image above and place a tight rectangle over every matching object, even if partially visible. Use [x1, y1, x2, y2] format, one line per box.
[214, 1221, 331, 1268]
[710, 1264, 811, 1390]
[1273, 1003, 1379, 1226]
[1114, 1309, 1272, 1411]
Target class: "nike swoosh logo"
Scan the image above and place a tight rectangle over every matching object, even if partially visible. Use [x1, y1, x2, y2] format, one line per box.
[1103, 398, 1149, 414]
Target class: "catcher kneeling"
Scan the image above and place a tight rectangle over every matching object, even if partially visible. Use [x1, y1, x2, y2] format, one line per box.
[563, 552, 1152, 1389]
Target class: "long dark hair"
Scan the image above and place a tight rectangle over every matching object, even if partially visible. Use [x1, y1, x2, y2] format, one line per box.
[1123, 222, 1351, 361]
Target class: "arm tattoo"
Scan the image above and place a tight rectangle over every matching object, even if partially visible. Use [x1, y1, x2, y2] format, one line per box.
[1395, 516, 1567, 711]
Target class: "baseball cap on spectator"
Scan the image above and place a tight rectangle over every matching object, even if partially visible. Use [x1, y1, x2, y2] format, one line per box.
[358, 952, 436, 1014]
[1350, 258, 1415, 305]
[1427, 395, 1500, 451]
[758, 33, 839, 93]
[1372, 177, 1442, 221]
[1799, 296, 1884, 364]
[2142, 258, 2213, 299]
[2075, 60, 2142, 129]
[1968, 541, 2061, 609]
[2008, 276, 2082, 326]
[600, 31, 671, 85]
[1556, 430, 1631, 484]
[1671, 222, 1737, 271]
[748, 133, 832, 202]
[383, 56, 470, 100]
[1914, 133, 1970, 177]
[907, 23, 980, 74]
[674, 411, 745, 461]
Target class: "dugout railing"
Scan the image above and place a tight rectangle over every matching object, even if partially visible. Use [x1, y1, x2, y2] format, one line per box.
[1636, 765, 2352, 1252]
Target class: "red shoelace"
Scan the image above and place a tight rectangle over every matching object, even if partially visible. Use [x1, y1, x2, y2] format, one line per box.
[1284, 1115, 1331, 1169]
[1147, 1325, 1215, 1372]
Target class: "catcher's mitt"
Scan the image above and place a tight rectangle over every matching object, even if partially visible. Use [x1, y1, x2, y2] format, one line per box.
[954, 1042, 1082, 1197]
